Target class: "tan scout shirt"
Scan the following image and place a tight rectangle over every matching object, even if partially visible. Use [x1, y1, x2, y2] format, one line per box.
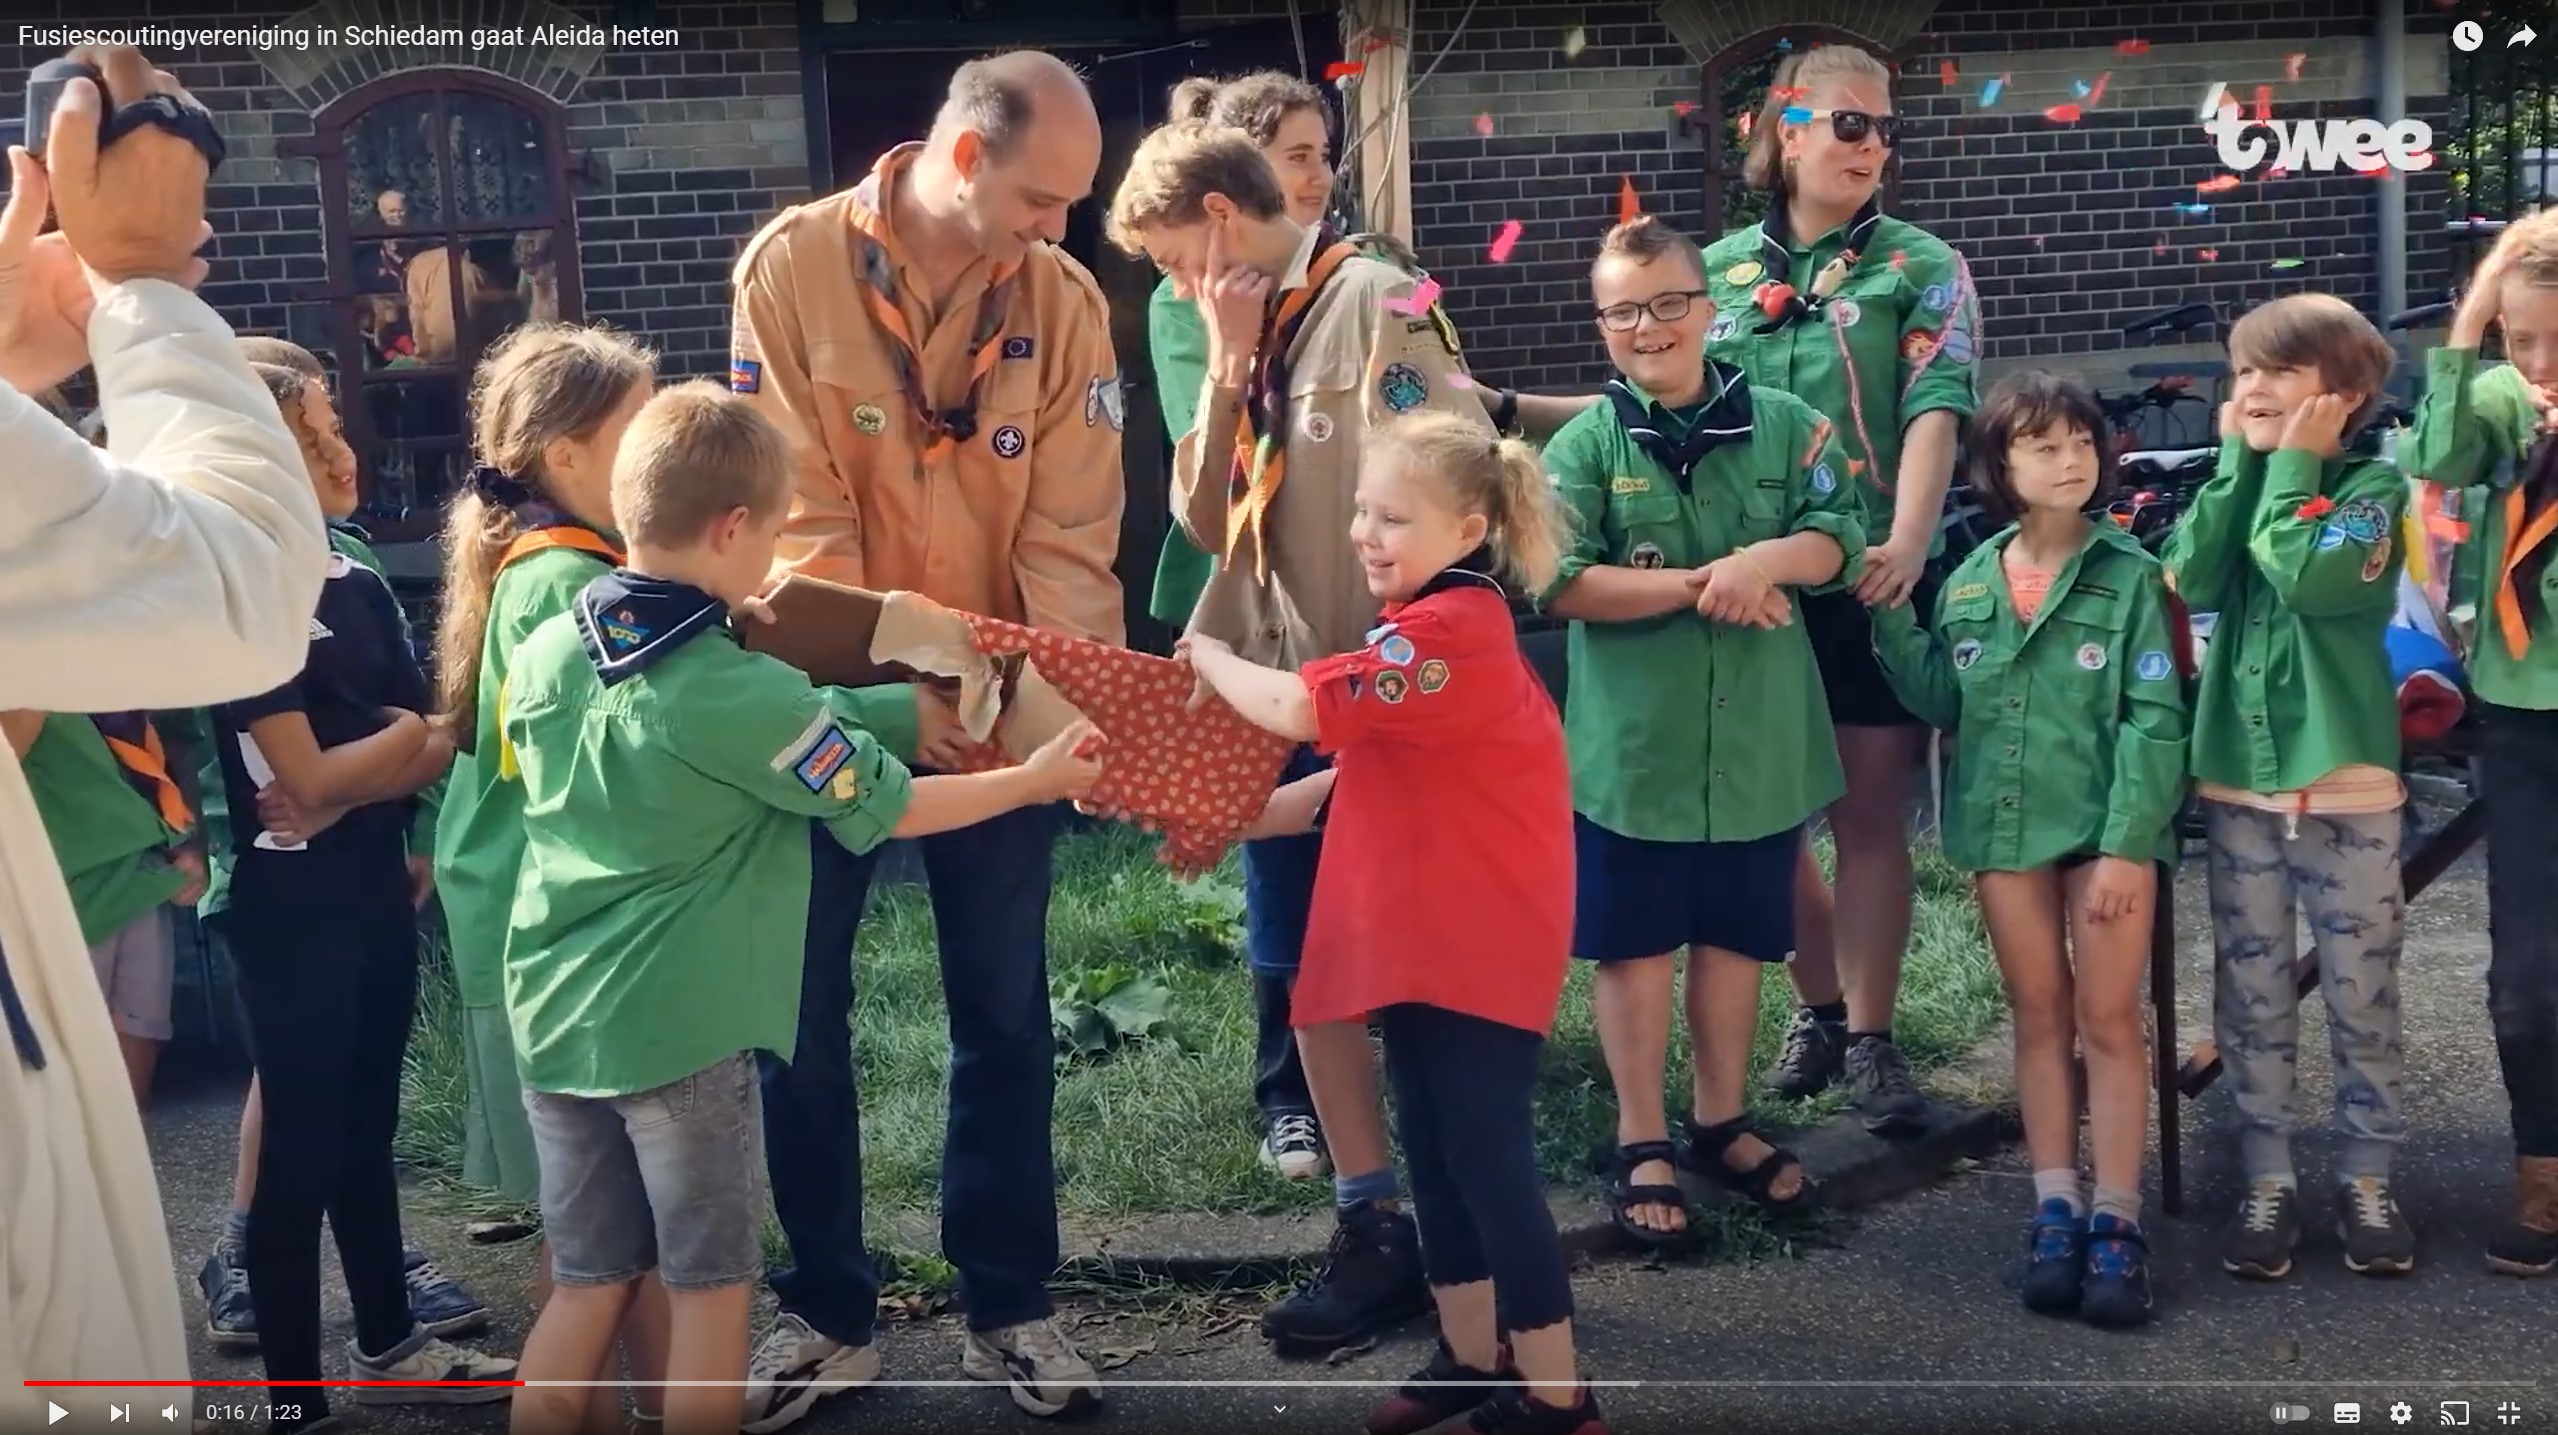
[1174, 224, 1488, 668]
[732, 144, 1127, 645]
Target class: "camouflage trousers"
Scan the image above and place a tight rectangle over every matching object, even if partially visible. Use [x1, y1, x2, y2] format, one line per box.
[2205, 801, 2409, 1183]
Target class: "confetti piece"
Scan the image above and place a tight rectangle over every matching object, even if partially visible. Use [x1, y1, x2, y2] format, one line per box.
[1737, 111, 1754, 140]
[1618, 175, 1641, 226]
[2296, 495, 2336, 520]
[1889, 250, 1907, 270]
[1782, 105, 1814, 125]
[2072, 78, 2090, 99]
[2044, 103, 2083, 124]
[2032, 234, 2046, 248]
[2176, 202, 2213, 216]
[1446, 371, 1475, 390]
[2285, 52, 2306, 81]
[2270, 257, 2306, 270]
[2198, 247, 2221, 261]
[1474, 112, 1494, 136]
[1488, 219, 1522, 264]
[1774, 37, 1793, 52]
[1847, 457, 1867, 477]
[1561, 25, 1586, 59]
[2116, 37, 2151, 55]
[2267, 165, 2290, 179]
[1939, 59, 1958, 87]
[1979, 75, 2006, 107]
[2198, 83, 2229, 122]
[1672, 100, 1697, 117]
[2198, 175, 2241, 193]
[2153, 234, 2168, 257]
[1382, 277, 1443, 316]
[1324, 61, 1363, 81]
[2253, 85, 2272, 123]
[2087, 72, 2110, 105]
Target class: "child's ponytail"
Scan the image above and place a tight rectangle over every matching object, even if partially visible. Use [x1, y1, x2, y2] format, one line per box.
[1486, 436, 1567, 595]
[433, 322, 655, 732]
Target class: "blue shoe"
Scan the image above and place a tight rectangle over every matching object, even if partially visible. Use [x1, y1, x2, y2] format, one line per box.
[199, 1245, 259, 1352]
[2020, 1198, 2087, 1315]
[402, 1248, 490, 1337]
[2080, 1213, 2154, 1327]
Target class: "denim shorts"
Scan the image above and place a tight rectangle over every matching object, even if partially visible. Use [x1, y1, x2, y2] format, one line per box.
[522, 1050, 766, 1291]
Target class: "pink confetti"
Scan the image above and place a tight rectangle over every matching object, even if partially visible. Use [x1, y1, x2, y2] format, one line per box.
[2253, 85, 2272, 123]
[1939, 59, 1958, 87]
[1488, 219, 1523, 264]
[2285, 52, 2306, 81]
[1324, 61, 1363, 81]
[2153, 234, 2169, 257]
[2198, 247, 2221, 262]
[2086, 72, 2110, 106]
[1383, 277, 1443, 316]
[1446, 371, 1476, 390]
[1473, 113, 1494, 137]
[2116, 38, 2151, 55]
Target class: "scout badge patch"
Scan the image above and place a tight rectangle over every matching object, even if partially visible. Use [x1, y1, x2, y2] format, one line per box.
[1373, 668, 1410, 703]
[1378, 362, 1430, 413]
[1378, 634, 1416, 666]
[1630, 542, 1666, 570]
[774, 714, 860, 795]
[991, 425, 1027, 459]
[2136, 649, 2174, 682]
[1002, 335, 1035, 360]
[1953, 637, 1983, 670]
[853, 404, 888, 436]
[1302, 411, 1335, 442]
[1416, 658, 1450, 693]
[2077, 642, 2108, 671]
[1084, 373, 1126, 431]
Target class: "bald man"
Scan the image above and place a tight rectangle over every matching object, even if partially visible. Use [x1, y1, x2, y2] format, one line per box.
[728, 49, 1121, 1430]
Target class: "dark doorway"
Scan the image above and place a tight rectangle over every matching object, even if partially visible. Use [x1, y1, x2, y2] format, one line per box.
[821, 15, 1339, 651]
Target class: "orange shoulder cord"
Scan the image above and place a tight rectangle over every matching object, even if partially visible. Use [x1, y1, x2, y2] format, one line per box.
[1226, 241, 1362, 579]
[498, 526, 623, 572]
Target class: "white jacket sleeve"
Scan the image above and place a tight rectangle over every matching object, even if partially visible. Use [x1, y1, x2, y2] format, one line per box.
[0, 278, 325, 711]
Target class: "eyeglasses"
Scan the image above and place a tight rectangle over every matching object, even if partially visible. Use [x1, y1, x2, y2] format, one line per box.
[1596, 290, 1709, 332]
[1781, 106, 1902, 149]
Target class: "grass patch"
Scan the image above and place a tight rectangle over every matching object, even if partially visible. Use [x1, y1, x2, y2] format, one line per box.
[400, 823, 2002, 1223]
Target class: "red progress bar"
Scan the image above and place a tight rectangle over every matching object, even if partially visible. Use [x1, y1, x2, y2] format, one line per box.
[28, 1382, 522, 1388]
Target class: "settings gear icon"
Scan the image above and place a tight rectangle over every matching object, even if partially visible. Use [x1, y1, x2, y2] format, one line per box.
[2390, 1403, 2414, 1425]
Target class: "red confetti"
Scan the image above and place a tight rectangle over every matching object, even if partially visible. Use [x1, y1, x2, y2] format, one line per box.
[1672, 100, 1697, 117]
[2296, 495, 2337, 521]
[1939, 59, 1958, 87]
[2086, 72, 2110, 106]
[1324, 61, 1364, 81]
[2198, 175, 2242, 193]
[2116, 37, 2151, 54]
[1847, 457, 1867, 478]
[1773, 86, 1806, 103]
[1889, 250, 1908, 270]
[1474, 113, 1495, 136]
[2045, 103, 2084, 124]
[2267, 165, 2291, 179]
[2198, 247, 2221, 261]
[2253, 85, 2272, 123]
[2285, 52, 2307, 81]
[1618, 175, 1641, 226]
[1488, 219, 1522, 263]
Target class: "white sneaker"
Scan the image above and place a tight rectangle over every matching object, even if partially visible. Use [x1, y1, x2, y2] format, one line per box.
[1259, 1113, 1330, 1180]
[740, 1312, 880, 1433]
[347, 1333, 516, 1404]
[961, 1316, 1103, 1418]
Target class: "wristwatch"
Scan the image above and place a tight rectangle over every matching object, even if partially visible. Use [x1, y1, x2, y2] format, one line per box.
[1490, 387, 1520, 434]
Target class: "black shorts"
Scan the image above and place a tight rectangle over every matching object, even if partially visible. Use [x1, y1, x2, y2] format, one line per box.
[1802, 572, 1944, 730]
[1571, 815, 1803, 964]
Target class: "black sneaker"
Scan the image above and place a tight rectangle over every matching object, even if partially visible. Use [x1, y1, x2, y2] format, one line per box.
[2079, 1213, 2154, 1327]
[1761, 1009, 1849, 1101]
[2019, 1198, 2087, 1316]
[200, 1244, 258, 1351]
[1260, 1200, 1431, 1353]
[1462, 1387, 1607, 1435]
[2222, 1181, 2301, 1280]
[2337, 1176, 2417, 1276]
[1364, 1343, 1516, 1435]
[1842, 1036, 1926, 1136]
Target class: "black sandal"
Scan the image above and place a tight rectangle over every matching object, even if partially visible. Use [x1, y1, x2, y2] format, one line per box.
[1680, 1116, 1812, 1216]
[1604, 1140, 1692, 1248]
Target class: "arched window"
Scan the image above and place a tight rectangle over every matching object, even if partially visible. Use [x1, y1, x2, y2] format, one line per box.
[282, 71, 584, 543]
[1698, 29, 1904, 240]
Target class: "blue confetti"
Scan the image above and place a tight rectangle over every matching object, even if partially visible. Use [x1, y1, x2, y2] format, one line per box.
[1782, 105, 1813, 125]
[1775, 37, 1794, 52]
[2176, 202, 2212, 216]
[1979, 76, 2005, 106]
[2072, 79, 2091, 98]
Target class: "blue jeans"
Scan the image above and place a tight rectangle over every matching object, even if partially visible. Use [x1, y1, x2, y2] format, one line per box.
[1240, 746, 1327, 1123]
[760, 803, 1063, 1341]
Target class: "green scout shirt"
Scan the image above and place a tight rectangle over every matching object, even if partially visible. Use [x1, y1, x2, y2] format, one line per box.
[2407, 346, 2558, 710]
[22, 714, 185, 945]
[2165, 441, 2406, 792]
[1536, 367, 1867, 843]
[1700, 213, 1979, 551]
[1147, 274, 1216, 628]
[1871, 522, 2190, 871]
[500, 588, 916, 1099]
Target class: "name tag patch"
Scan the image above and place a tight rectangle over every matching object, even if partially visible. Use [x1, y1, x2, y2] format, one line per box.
[774, 715, 857, 794]
[1948, 583, 1990, 603]
[1611, 475, 1650, 495]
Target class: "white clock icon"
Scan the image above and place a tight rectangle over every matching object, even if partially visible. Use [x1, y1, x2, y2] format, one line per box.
[2454, 20, 2485, 51]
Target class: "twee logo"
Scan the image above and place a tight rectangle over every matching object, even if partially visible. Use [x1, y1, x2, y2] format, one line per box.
[2203, 108, 2434, 174]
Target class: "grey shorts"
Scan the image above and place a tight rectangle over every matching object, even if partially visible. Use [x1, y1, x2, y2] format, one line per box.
[522, 1051, 766, 1291]
[87, 908, 173, 1041]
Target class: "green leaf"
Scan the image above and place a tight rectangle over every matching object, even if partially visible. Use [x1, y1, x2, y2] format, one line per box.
[1096, 975, 1174, 1040]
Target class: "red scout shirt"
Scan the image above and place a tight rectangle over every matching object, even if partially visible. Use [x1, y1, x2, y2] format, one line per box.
[1292, 563, 1574, 1036]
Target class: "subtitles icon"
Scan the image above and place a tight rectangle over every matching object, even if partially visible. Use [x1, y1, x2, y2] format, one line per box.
[2342, 1404, 2365, 1424]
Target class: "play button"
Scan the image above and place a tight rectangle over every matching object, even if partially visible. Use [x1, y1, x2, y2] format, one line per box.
[47, 1403, 67, 1425]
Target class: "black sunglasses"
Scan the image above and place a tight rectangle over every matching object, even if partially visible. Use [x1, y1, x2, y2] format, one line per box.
[1785, 106, 1902, 149]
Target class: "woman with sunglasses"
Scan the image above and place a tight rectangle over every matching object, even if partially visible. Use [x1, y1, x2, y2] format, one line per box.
[1699, 44, 1983, 1133]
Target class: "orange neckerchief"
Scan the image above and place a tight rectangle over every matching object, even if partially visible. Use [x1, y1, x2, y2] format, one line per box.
[847, 147, 1020, 467]
[499, 526, 623, 573]
[2494, 482, 2558, 660]
[1227, 239, 1360, 578]
[94, 715, 190, 837]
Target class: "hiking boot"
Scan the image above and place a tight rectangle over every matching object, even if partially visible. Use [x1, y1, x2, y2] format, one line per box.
[2487, 1156, 2558, 1277]
[400, 1248, 488, 1337]
[1761, 1008, 1848, 1101]
[2079, 1213, 2154, 1327]
[199, 1245, 258, 1352]
[347, 1333, 516, 1404]
[2337, 1176, 2417, 1276]
[2019, 1198, 2087, 1316]
[2221, 1181, 2301, 1280]
[961, 1316, 1102, 1419]
[1365, 1342, 1517, 1435]
[1461, 1387, 1608, 1435]
[1261, 1112, 1330, 1181]
[741, 1312, 879, 1433]
[1842, 1035, 1927, 1137]
[1260, 1199, 1432, 1353]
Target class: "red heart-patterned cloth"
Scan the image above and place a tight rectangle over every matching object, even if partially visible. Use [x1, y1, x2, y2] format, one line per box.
[938, 616, 1297, 872]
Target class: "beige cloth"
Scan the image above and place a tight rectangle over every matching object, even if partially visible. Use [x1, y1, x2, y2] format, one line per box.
[0, 280, 324, 1403]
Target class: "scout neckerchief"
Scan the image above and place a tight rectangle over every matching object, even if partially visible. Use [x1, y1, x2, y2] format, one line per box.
[1346, 230, 1466, 365]
[463, 465, 627, 575]
[2493, 435, 2558, 659]
[575, 570, 733, 688]
[1603, 360, 1755, 494]
[1315, 548, 1507, 833]
[1228, 230, 1361, 580]
[91, 712, 191, 837]
[849, 155, 1019, 466]
[1749, 193, 1882, 336]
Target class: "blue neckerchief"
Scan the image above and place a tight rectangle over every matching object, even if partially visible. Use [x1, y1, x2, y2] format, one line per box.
[575, 570, 731, 687]
[1, 945, 43, 1069]
[1411, 546, 1506, 604]
[1604, 361, 1755, 493]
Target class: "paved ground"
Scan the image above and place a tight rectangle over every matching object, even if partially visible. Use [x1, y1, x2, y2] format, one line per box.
[56, 822, 2557, 1435]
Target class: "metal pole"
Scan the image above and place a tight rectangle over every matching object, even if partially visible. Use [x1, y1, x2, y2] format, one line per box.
[2375, 0, 2409, 321]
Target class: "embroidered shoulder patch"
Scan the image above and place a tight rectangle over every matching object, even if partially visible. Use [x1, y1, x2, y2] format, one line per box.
[1379, 362, 1429, 413]
[772, 714, 858, 795]
[1084, 374, 1126, 431]
[1416, 658, 1450, 694]
[1372, 668, 1411, 704]
[1002, 335, 1036, 360]
[1377, 635, 1416, 667]
[729, 358, 761, 394]
[2136, 649, 2173, 682]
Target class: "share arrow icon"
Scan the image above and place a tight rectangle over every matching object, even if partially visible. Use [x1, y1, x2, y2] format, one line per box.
[2514, 24, 2539, 46]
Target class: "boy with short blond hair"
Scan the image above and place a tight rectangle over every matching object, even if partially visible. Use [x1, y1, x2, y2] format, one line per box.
[500, 382, 1105, 1435]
